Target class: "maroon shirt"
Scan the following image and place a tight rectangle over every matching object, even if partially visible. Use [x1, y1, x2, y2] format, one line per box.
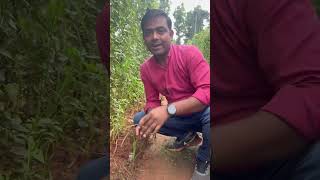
[141, 44, 210, 112]
[213, 0, 320, 140]
[96, 2, 109, 75]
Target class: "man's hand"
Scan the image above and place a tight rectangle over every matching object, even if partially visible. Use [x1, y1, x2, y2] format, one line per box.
[135, 106, 169, 139]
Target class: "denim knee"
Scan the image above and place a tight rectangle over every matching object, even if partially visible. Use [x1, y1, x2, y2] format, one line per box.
[77, 156, 109, 180]
[133, 111, 145, 125]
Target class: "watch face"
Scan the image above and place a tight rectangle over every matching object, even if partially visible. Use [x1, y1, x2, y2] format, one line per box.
[168, 104, 176, 115]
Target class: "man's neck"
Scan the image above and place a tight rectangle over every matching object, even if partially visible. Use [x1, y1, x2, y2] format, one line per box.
[154, 55, 167, 65]
[154, 46, 170, 66]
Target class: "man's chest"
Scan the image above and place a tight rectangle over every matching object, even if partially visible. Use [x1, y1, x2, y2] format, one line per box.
[149, 63, 193, 97]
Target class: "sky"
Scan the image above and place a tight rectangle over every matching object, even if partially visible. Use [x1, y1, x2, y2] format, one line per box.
[169, 0, 210, 14]
[168, 0, 210, 40]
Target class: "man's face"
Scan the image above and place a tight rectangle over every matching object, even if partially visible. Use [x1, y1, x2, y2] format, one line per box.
[143, 16, 173, 57]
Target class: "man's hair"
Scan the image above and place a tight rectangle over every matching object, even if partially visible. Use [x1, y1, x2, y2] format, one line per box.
[140, 9, 172, 32]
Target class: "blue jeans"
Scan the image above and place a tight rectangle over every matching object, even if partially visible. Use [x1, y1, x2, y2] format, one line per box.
[212, 142, 320, 180]
[133, 107, 211, 162]
[76, 156, 109, 180]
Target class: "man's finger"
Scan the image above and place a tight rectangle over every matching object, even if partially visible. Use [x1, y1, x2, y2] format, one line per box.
[139, 114, 150, 127]
[139, 116, 146, 126]
[135, 126, 140, 136]
[140, 125, 147, 137]
[153, 125, 161, 134]
[141, 121, 154, 136]
[143, 122, 157, 138]
[140, 117, 152, 135]
[143, 116, 155, 130]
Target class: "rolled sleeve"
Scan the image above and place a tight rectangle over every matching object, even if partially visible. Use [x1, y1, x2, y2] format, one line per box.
[192, 86, 210, 106]
[249, 0, 320, 140]
[261, 85, 320, 140]
[187, 46, 210, 105]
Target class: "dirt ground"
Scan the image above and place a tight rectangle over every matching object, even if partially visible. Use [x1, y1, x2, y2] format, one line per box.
[110, 123, 199, 180]
[50, 142, 106, 180]
[50, 116, 107, 180]
[111, 97, 200, 180]
[135, 134, 198, 180]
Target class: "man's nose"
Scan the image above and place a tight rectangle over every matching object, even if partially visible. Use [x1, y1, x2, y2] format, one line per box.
[151, 32, 160, 40]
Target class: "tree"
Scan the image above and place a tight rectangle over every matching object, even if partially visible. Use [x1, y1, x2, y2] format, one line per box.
[173, 3, 186, 44]
[159, 0, 170, 14]
[183, 5, 209, 42]
[187, 27, 210, 63]
[312, 0, 320, 15]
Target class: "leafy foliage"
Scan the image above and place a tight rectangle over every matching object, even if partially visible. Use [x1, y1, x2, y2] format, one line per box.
[159, 0, 170, 14]
[0, 0, 107, 179]
[313, 0, 320, 15]
[184, 6, 209, 42]
[187, 27, 210, 63]
[110, 0, 159, 140]
[173, 5, 209, 43]
[173, 4, 187, 45]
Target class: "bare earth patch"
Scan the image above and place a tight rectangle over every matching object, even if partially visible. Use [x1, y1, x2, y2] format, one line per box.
[135, 134, 197, 180]
[51, 117, 107, 180]
[111, 98, 199, 180]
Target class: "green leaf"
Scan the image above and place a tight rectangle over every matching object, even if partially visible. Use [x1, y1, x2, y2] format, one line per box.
[8, 19, 17, 30]
[32, 148, 45, 164]
[77, 119, 88, 128]
[0, 70, 5, 82]
[38, 118, 53, 126]
[11, 116, 28, 133]
[11, 146, 27, 156]
[4, 83, 19, 105]
[0, 102, 4, 111]
[0, 89, 4, 97]
[0, 49, 13, 60]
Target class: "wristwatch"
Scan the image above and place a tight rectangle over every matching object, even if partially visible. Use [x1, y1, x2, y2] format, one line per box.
[167, 104, 176, 117]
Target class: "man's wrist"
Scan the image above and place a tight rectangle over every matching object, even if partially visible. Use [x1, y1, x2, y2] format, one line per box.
[167, 103, 177, 117]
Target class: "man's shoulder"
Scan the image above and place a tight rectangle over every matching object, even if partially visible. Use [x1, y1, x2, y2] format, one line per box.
[171, 44, 202, 61]
[172, 44, 203, 61]
[140, 56, 154, 71]
[173, 44, 199, 53]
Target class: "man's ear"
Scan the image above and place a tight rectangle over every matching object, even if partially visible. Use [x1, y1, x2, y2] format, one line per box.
[170, 29, 174, 39]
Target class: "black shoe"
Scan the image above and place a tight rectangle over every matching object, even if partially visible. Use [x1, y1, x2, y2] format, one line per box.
[166, 132, 202, 152]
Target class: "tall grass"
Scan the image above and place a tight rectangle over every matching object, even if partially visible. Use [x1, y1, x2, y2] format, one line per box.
[110, 0, 159, 140]
[0, 0, 108, 179]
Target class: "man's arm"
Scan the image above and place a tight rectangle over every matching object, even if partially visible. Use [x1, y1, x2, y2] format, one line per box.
[137, 46, 210, 138]
[212, 0, 320, 170]
[212, 111, 307, 170]
[172, 96, 206, 115]
[140, 64, 161, 113]
[137, 96, 206, 138]
[169, 45, 210, 116]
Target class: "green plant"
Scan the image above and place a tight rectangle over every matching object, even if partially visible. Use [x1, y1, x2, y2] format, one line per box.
[0, 0, 108, 179]
[110, 0, 159, 140]
[187, 27, 210, 63]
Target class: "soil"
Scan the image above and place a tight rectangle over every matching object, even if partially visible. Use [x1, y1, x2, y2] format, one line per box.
[50, 116, 108, 180]
[135, 134, 198, 180]
[110, 102, 199, 180]
[110, 105, 149, 180]
[110, 131, 199, 180]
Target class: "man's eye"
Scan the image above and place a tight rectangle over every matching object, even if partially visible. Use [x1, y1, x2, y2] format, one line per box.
[157, 29, 166, 34]
[144, 31, 152, 35]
